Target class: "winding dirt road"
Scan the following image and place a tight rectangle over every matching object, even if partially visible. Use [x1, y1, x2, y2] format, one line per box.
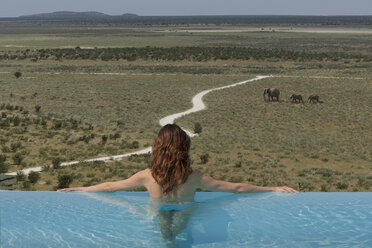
[5, 74, 366, 176]
[5, 75, 270, 176]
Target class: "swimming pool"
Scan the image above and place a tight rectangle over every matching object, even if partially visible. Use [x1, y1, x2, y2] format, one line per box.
[1, 191, 371, 247]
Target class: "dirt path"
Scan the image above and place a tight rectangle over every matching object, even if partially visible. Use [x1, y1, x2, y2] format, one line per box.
[4, 74, 367, 176]
[5, 75, 269, 176]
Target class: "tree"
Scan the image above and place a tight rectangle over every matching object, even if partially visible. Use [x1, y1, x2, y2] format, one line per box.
[28, 171, 40, 184]
[14, 72, 22, 78]
[57, 174, 74, 189]
[194, 122, 202, 134]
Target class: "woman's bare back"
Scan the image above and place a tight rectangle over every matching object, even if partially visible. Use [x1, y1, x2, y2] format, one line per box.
[142, 169, 200, 200]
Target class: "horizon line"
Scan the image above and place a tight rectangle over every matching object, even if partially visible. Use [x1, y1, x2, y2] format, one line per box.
[2, 12, 372, 18]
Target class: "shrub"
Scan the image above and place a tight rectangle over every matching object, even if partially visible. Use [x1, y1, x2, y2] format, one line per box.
[320, 184, 328, 192]
[298, 180, 314, 191]
[1, 146, 10, 153]
[10, 142, 22, 152]
[54, 121, 63, 129]
[0, 154, 6, 163]
[57, 174, 74, 189]
[16, 171, 26, 181]
[336, 182, 348, 190]
[35, 105, 41, 113]
[28, 171, 40, 184]
[0, 160, 8, 173]
[14, 71, 22, 78]
[12, 153, 23, 165]
[5, 104, 13, 111]
[234, 161, 242, 168]
[101, 135, 108, 144]
[52, 157, 62, 169]
[194, 122, 202, 134]
[116, 120, 124, 127]
[130, 141, 139, 149]
[13, 116, 20, 126]
[41, 119, 47, 127]
[22, 180, 31, 189]
[110, 132, 121, 140]
[199, 153, 210, 164]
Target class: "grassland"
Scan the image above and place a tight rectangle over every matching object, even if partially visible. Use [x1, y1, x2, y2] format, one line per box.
[0, 22, 371, 191]
[1, 25, 372, 58]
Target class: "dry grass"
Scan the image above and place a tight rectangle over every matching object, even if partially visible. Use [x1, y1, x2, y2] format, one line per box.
[1, 23, 371, 191]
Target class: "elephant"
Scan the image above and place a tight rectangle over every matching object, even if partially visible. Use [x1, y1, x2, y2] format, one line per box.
[263, 88, 280, 102]
[308, 95, 320, 103]
[290, 94, 304, 103]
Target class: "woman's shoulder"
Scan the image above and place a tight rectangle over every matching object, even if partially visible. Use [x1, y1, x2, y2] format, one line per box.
[140, 168, 152, 176]
[190, 170, 208, 178]
[188, 170, 205, 183]
[132, 168, 152, 179]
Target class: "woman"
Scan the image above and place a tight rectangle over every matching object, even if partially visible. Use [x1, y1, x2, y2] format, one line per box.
[58, 124, 297, 197]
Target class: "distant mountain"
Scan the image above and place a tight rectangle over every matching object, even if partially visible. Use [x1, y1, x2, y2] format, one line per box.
[19, 11, 112, 19]
[122, 13, 139, 17]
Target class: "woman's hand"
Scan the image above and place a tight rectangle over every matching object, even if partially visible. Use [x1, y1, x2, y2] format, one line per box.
[272, 186, 298, 193]
[57, 187, 86, 192]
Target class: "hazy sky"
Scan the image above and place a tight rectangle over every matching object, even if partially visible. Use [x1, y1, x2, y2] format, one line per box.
[1, 0, 372, 17]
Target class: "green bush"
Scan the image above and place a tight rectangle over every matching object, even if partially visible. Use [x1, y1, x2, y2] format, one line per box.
[0, 160, 8, 173]
[234, 161, 242, 168]
[10, 142, 22, 152]
[199, 153, 210, 164]
[194, 122, 202, 134]
[28, 171, 40, 184]
[52, 157, 62, 169]
[12, 153, 23, 165]
[35, 105, 41, 113]
[14, 71, 22, 78]
[22, 180, 31, 189]
[110, 132, 121, 140]
[320, 184, 328, 192]
[336, 182, 348, 190]
[16, 171, 26, 181]
[130, 141, 139, 149]
[0, 154, 6, 163]
[57, 174, 74, 189]
[13, 116, 20, 126]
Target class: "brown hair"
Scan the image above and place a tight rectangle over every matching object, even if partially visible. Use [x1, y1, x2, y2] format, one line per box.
[151, 124, 192, 195]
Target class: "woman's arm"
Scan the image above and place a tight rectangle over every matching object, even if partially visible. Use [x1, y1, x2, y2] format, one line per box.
[57, 169, 147, 192]
[195, 171, 297, 193]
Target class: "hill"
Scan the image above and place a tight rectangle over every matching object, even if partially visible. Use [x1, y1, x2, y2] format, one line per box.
[19, 11, 112, 19]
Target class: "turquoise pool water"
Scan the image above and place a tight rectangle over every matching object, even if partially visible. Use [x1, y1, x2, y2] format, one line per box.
[1, 192, 371, 247]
